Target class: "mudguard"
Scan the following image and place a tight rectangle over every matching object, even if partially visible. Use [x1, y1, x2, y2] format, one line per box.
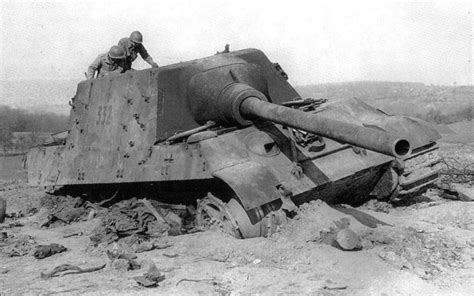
[212, 161, 282, 210]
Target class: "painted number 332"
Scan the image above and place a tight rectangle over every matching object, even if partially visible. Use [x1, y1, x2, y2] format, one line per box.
[96, 105, 112, 125]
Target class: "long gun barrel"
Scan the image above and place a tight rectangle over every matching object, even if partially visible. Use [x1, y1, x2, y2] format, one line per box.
[199, 82, 411, 158]
[240, 96, 410, 157]
[187, 65, 411, 158]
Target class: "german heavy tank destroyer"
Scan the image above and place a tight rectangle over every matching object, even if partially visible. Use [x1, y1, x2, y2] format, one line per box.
[27, 48, 441, 238]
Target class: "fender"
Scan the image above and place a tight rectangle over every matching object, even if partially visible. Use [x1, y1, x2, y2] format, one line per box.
[212, 161, 282, 210]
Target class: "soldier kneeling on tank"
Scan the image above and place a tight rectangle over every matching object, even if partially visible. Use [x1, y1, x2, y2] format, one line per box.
[118, 31, 159, 71]
[86, 45, 126, 79]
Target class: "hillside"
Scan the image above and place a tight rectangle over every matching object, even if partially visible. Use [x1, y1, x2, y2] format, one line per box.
[295, 81, 473, 124]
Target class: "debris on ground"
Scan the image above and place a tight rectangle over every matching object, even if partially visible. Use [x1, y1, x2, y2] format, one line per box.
[40, 263, 106, 280]
[278, 200, 372, 247]
[63, 231, 84, 238]
[323, 279, 347, 290]
[376, 226, 471, 279]
[5, 207, 38, 220]
[133, 262, 165, 287]
[315, 218, 363, 251]
[89, 199, 167, 245]
[175, 277, 232, 294]
[451, 184, 474, 201]
[40, 195, 89, 228]
[106, 249, 141, 271]
[133, 239, 173, 253]
[0, 234, 37, 257]
[335, 228, 362, 251]
[89, 198, 188, 246]
[33, 243, 67, 259]
[0, 221, 24, 229]
[163, 253, 178, 258]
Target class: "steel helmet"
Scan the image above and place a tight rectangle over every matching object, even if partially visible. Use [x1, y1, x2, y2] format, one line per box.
[130, 31, 143, 44]
[108, 45, 125, 59]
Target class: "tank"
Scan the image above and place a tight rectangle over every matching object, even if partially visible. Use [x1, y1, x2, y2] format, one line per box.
[26, 48, 442, 238]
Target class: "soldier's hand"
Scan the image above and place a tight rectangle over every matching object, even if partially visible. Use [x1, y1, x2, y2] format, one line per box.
[151, 62, 159, 68]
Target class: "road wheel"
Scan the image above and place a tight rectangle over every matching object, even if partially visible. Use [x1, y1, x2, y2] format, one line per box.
[196, 193, 286, 239]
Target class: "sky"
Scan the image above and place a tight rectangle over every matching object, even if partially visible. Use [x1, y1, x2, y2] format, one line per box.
[0, 0, 472, 87]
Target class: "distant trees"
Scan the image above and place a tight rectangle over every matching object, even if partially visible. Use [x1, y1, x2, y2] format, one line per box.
[0, 120, 13, 153]
[0, 105, 68, 154]
[296, 82, 473, 124]
[0, 105, 68, 132]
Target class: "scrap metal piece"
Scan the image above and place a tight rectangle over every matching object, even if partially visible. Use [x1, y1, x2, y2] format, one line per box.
[140, 198, 167, 225]
[40, 263, 106, 280]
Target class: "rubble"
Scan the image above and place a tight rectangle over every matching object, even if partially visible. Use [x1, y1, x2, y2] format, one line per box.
[89, 198, 173, 246]
[106, 249, 141, 271]
[39, 195, 88, 228]
[133, 239, 173, 253]
[0, 234, 37, 257]
[133, 262, 165, 287]
[335, 228, 362, 251]
[375, 227, 471, 279]
[33, 243, 67, 259]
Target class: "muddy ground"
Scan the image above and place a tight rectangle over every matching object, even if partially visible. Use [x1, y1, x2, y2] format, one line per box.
[1, 140, 473, 295]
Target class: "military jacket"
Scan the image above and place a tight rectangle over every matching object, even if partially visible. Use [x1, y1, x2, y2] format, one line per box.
[118, 37, 152, 70]
[87, 53, 125, 79]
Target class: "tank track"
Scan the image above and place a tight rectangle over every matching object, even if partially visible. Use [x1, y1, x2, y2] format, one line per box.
[393, 143, 442, 200]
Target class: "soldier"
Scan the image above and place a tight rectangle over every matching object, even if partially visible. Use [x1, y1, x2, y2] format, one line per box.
[118, 31, 159, 70]
[86, 46, 126, 79]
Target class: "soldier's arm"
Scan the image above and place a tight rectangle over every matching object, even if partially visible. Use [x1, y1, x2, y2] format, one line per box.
[86, 55, 102, 79]
[138, 44, 159, 68]
[111, 64, 126, 75]
[102, 69, 123, 77]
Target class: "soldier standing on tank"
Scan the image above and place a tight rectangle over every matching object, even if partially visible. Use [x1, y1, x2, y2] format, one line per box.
[86, 45, 126, 79]
[118, 31, 159, 70]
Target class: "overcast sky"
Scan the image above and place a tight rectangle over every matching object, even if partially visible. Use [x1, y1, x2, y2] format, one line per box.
[0, 0, 472, 86]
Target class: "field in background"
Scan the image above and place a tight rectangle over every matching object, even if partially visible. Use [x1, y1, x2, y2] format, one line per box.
[296, 82, 473, 124]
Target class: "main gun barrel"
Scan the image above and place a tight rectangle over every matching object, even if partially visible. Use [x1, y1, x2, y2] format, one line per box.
[188, 75, 410, 158]
[240, 96, 411, 157]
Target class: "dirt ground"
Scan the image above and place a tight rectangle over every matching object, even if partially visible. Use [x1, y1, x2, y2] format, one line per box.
[1, 140, 473, 295]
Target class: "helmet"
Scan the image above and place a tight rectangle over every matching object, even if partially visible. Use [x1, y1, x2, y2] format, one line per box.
[130, 31, 143, 44]
[108, 45, 125, 59]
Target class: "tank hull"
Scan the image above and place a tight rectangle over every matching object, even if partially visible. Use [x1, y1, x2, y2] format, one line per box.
[27, 48, 442, 237]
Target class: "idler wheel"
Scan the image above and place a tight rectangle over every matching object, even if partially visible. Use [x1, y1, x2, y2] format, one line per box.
[196, 194, 286, 239]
